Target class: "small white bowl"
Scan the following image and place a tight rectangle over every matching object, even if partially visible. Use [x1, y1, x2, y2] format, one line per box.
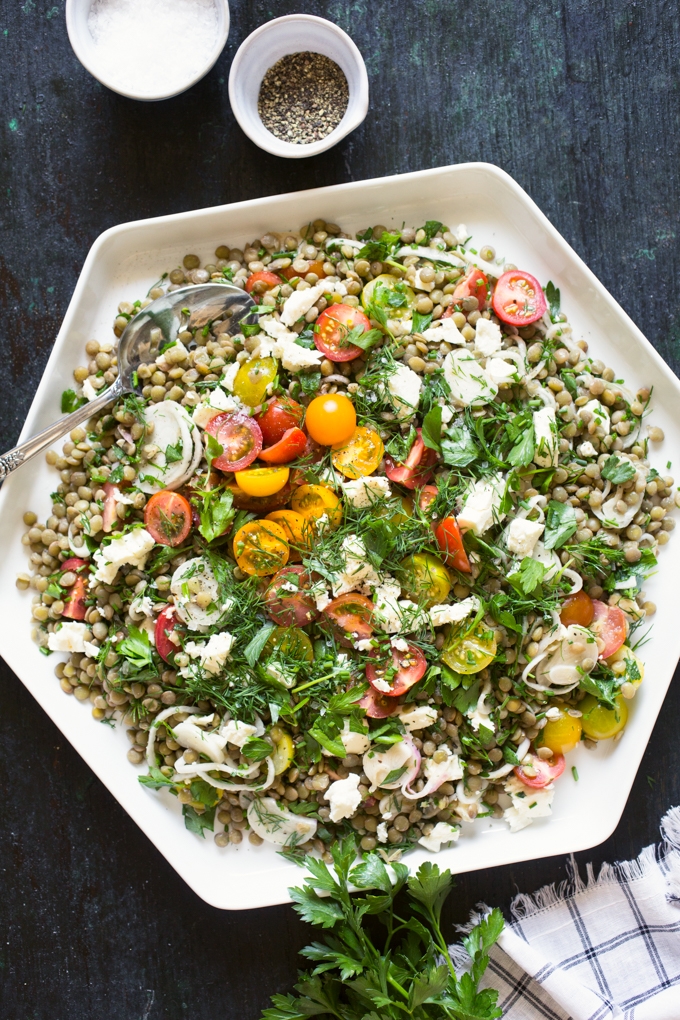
[228, 14, 369, 158]
[65, 0, 230, 102]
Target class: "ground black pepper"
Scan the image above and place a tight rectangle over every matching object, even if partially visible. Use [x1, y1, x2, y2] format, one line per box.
[257, 51, 349, 144]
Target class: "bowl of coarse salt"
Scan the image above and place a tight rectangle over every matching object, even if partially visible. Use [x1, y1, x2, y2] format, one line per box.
[65, 0, 230, 102]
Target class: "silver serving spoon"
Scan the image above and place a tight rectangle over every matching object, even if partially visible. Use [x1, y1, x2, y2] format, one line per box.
[0, 283, 257, 480]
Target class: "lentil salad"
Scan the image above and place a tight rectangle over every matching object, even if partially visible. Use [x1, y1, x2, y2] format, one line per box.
[19, 217, 676, 860]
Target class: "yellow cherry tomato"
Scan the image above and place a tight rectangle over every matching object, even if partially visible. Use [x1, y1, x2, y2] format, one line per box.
[580, 693, 629, 741]
[265, 510, 312, 561]
[233, 520, 289, 576]
[235, 466, 290, 497]
[378, 495, 413, 526]
[441, 620, 497, 674]
[270, 730, 295, 775]
[361, 274, 416, 321]
[232, 356, 277, 407]
[265, 626, 315, 662]
[536, 708, 583, 755]
[305, 393, 356, 446]
[606, 645, 644, 691]
[291, 484, 343, 530]
[331, 425, 385, 479]
[398, 552, 451, 607]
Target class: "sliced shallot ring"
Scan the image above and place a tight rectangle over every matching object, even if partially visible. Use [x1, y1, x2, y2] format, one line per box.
[146, 705, 202, 767]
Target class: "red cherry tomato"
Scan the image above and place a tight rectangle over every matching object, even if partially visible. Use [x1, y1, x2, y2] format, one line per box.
[245, 271, 282, 294]
[514, 753, 565, 789]
[256, 397, 305, 446]
[323, 593, 375, 648]
[258, 427, 308, 465]
[264, 566, 319, 627]
[206, 412, 262, 472]
[61, 557, 89, 621]
[384, 429, 438, 490]
[435, 516, 471, 573]
[155, 606, 179, 664]
[418, 485, 438, 512]
[366, 643, 427, 697]
[492, 270, 547, 326]
[359, 686, 398, 718]
[445, 267, 488, 312]
[560, 590, 594, 627]
[590, 600, 628, 658]
[314, 304, 372, 362]
[144, 491, 193, 547]
[225, 481, 294, 513]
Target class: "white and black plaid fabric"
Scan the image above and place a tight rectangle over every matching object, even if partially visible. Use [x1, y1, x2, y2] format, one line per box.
[451, 807, 680, 1019]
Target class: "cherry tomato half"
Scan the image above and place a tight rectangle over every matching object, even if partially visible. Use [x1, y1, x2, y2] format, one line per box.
[450, 267, 488, 311]
[232, 356, 278, 407]
[361, 274, 416, 320]
[280, 260, 327, 281]
[441, 620, 497, 674]
[314, 304, 372, 362]
[225, 481, 294, 513]
[155, 606, 179, 664]
[514, 752, 565, 789]
[144, 490, 193, 547]
[366, 643, 427, 697]
[359, 686, 398, 718]
[590, 600, 628, 658]
[256, 396, 305, 446]
[384, 428, 438, 490]
[206, 412, 263, 472]
[258, 427, 308, 465]
[418, 485, 438, 513]
[536, 708, 582, 755]
[61, 557, 89, 621]
[265, 510, 313, 561]
[560, 590, 594, 627]
[305, 393, 356, 446]
[323, 593, 374, 648]
[233, 520, 290, 576]
[291, 484, 343, 529]
[492, 270, 547, 326]
[398, 552, 451, 607]
[235, 466, 290, 497]
[264, 566, 319, 627]
[264, 626, 314, 663]
[245, 270, 282, 294]
[331, 426, 384, 479]
[435, 516, 471, 573]
[580, 692, 629, 740]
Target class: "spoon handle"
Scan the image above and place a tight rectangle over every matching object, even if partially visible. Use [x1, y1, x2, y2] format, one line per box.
[0, 380, 124, 481]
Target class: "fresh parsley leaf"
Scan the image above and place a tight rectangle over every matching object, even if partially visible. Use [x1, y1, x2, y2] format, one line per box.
[197, 488, 235, 544]
[298, 370, 321, 396]
[419, 220, 443, 244]
[108, 463, 125, 483]
[343, 324, 383, 352]
[543, 499, 578, 549]
[507, 423, 535, 467]
[244, 623, 276, 667]
[165, 440, 184, 464]
[502, 744, 521, 766]
[411, 309, 433, 334]
[182, 804, 216, 838]
[327, 685, 368, 713]
[355, 230, 402, 262]
[601, 454, 636, 484]
[61, 388, 86, 413]
[421, 404, 443, 452]
[509, 556, 548, 595]
[440, 424, 479, 467]
[382, 765, 408, 785]
[241, 323, 261, 337]
[544, 280, 561, 319]
[138, 766, 175, 790]
[204, 433, 224, 472]
[118, 625, 154, 670]
[242, 737, 274, 762]
[309, 722, 346, 758]
[578, 671, 620, 710]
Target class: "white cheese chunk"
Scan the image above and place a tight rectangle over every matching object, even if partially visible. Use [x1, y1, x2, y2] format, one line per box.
[413, 267, 435, 292]
[221, 718, 260, 748]
[259, 315, 299, 343]
[341, 476, 392, 508]
[577, 440, 597, 458]
[82, 377, 98, 402]
[83, 640, 101, 660]
[503, 775, 555, 832]
[579, 399, 611, 435]
[376, 821, 389, 843]
[429, 596, 481, 628]
[507, 518, 545, 557]
[280, 284, 326, 326]
[533, 407, 559, 467]
[418, 821, 460, 852]
[421, 316, 466, 346]
[473, 318, 503, 356]
[48, 621, 88, 653]
[443, 349, 497, 406]
[199, 632, 235, 674]
[387, 364, 422, 420]
[326, 773, 363, 823]
[276, 341, 323, 372]
[332, 535, 382, 596]
[486, 357, 518, 386]
[457, 476, 506, 536]
[341, 720, 371, 755]
[221, 361, 239, 392]
[398, 705, 438, 732]
[92, 528, 155, 584]
[423, 747, 464, 787]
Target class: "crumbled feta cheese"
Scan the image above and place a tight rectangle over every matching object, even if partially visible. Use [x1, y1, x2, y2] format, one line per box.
[387, 364, 422, 420]
[376, 822, 389, 843]
[533, 407, 559, 467]
[129, 594, 154, 618]
[199, 632, 235, 674]
[82, 377, 98, 402]
[192, 388, 240, 428]
[429, 596, 480, 628]
[259, 315, 298, 343]
[398, 705, 438, 732]
[422, 747, 464, 787]
[507, 518, 545, 557]
[443, 349, 497, 406]
[341, 720, 371, 755]
[373, 579, 403, 632]
[372, 677, 392, 693]
[503, 775, 555, 832]
[452, 223, 469, 244]
[280, 284, 326, 326]
[341, 476, 392, 508]
[48, 621, 88, 653]
[332, 535, 382, 596]
[418, 821, 460, 852]
[485, 358, 517, 386]
[221, 719, 260, 749]
[363, 740, 415, 792]
[277, 340, 324, 372]
[441, 404, 454, 424]
[354, 638, 375, 652]
[577, 440, 597, 458]
[391, 636, 409, 652]
[421, 316, 466, 346]
[221, 361, 239, 392]
[326, 773, 362, 823]
[83, 640, 100, 660]
[473, 318, 503, 357]
[457, 476, 506, 536]
[92, 528, 155, 584]
[413, 267, 435, 292]
[579, 399, 611, 435]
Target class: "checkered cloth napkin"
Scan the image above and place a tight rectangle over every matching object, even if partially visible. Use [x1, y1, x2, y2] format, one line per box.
[450, 807, 680, 1019]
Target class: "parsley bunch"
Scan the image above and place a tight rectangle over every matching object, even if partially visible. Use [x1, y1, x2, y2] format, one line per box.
[263, 838, 504, 1020]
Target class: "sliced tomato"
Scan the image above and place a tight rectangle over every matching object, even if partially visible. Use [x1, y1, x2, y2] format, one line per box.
[256, 396, 305, 446]
[144, 491, 193, 547]
[323, 593, 374, 648]
[206, 412, 262, 472]
[514, 753, 565, 789]
[102, 481, 121, 533]
[449, 267, 488, 310]
[560, 590, 594, 627]
[155, 606, 179, 664]
[418, 485, 439, 513]
[590, 600, 628, 659]
[359, 686, 398, 718]
[435, 516, 471, 573]
[61, 557, 89, 621]
[280, 260, 327, 281]
[384, 429, 438, 490]
[492, 270, 547, 326]
[265, 566, 319, 627]
[366, 643, 427, 697]
[245, 270, 282, 294]
[258, 427, 307, 465]
[314, 304, 372, 362]
[225, 480, 294, 513]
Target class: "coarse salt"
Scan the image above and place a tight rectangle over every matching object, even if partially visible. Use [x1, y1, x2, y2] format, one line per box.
[87, 0, 219, 97]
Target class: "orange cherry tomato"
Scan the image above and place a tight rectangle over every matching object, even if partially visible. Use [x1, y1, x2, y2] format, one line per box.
[280, 260, 327, 281]
[144, 491, 193, 547]
[60, 557, 89, 621]
[245, 270, 282, 294]
[434, 516, 471, 573]
[450, 267, 488, 310]
[290, 484, 343, 530]
[492, 270, 547, 326]
[560, 590, 594, 627]
[256, 396, 305, 446]
[305, 393, 356, 446]
[331, 426, 384, 479]
[225, 481, 293, 513]
[323, 593, 374, 648]
[234, 466, 290, 497]
[233, 520, 290, 576]
[314, 304, 372, 362]
[590, 600, 628, 658]
[265, 510, 312, 561]
[258, 427, 308, 465]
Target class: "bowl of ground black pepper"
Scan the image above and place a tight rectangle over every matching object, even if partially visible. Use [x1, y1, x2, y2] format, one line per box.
[228, 14, 369, 158]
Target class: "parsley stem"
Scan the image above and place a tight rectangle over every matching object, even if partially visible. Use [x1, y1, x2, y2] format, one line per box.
[386, 974, 410, 1000]
[290, 696, 310, 714]
[292, 671, 345, 695]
